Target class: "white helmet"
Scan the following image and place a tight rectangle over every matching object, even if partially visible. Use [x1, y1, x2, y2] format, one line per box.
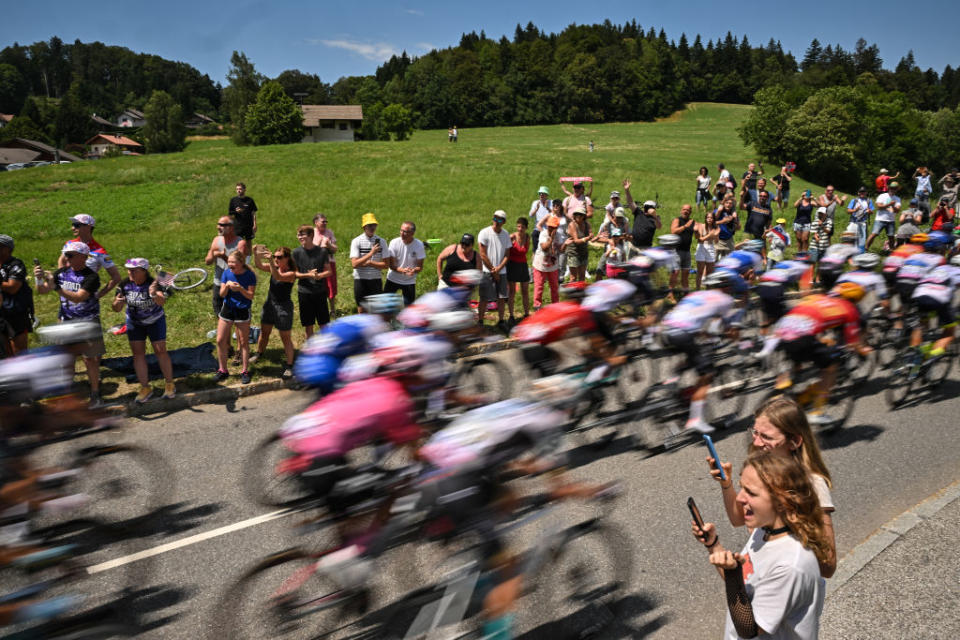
[36, 320, 102, 345]
[851, 253, 881, 270]
[428, 310, 475, 332]
[449, 269, 483, 287]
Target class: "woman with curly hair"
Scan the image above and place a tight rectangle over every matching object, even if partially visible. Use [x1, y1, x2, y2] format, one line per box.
[705, 395, 836, 577]
[693, 451, 828, 640]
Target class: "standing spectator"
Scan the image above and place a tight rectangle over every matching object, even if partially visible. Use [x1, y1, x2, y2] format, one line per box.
[742, 161, 763, 203]
[809, 206, 833, 264]
[205, 217, 248, 319]
[765, 218, 791, 268]
[215, 250, 256, 384]
[565, 207, 594, 283]
[529, 186, 552, 249]
[913, 166, 933, 219]
[560, 179, 593, 219]
[385, 221, 425, 305]
[251, 245, 296, 378]
[875, 168, 899, 194]
[716, 162, 732, 187]
[937, 168, 959, 208]
[816, 185, 846, 229]
[436, 233, 481, 289]
[846, 187, 873, 252]
[34, 242, 105, 407]
[712, 179, 730, 205]
[448, 126, 454, 142]
[451, 125, 458, 142]
[671, 204, 696, 292]
[293, 225, 331, 337]
[771, 166, 792, 212]
[693, 452, 829, 640]
[895, 204, 923, 247]
[929, 197, 956, 232]
[866, 182, 901, 251]
[741, 190, 773, 240]
[601, 228, 641, 277]
[793, 190, 817, 254]
[695, 167, 712, 212]
[349, 213, 388, 313]
[532, 216, 562, 310]
[596, 207, 631, 278]
[0, 235, 33, 354]
[632, 200, 662, 249]
[506, 217, 531, 321]
[58, 214, 121, 300]
[694, 210, 720, 289]
[753, 177, 772, 205]
[229, 182, 257, 249]
[111, 258, 175, 403]
[715, 197, 739, 258]
[550, 199, 570, 279]
[477, 210, 512, 329]
[312, 213, 338, 316]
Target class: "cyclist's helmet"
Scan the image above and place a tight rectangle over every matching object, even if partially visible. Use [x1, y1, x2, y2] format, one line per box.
[448, 269, 483, 288]
[361, 292, 403, 316]
[794, 251, 813, 263]
[950, 254, 960, 267]
[657, 233, 681, 248]
[830, 282, 866, 302]
[924, 230, 952, 252]
[36, 320, 101, 345]
[743, 239, 765, 254]
[428, 310, 475, 333]
[851, 253, 881, 270]
[559, 280, 589, 300]
[703, 270, 736, 290]
[910, 232, 929, 245]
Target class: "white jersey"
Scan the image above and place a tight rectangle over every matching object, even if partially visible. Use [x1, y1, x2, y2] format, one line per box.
[663, 290, 737, 333]
[581, 279, 636, 312]
[759, 260, 810, 284]
[0, 348, 74, 398]
[912, 265, 960, 304]
[897, 252, 945, 282]
[820, 243, 857, 267]
[640, 247, 679, 272]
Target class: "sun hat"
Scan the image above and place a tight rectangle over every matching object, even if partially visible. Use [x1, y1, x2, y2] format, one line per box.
[572, 207, 587, 217]
[880, 168, 888, 174]
[70, 214, 95, 227]
[614, 207, 627, 219]
[545, 216, 560, 228]
[538, 186, 550, 195]
[775, 217, 787, 224]
[0, 235, 13, 250]
[62, 241, 90, 255]
[816, 206, 828, 215]
[124, 257, 150, 270]
[642, 200, 658, 210]
[361, 213, 379, 227]
[610, 190, 621, 199]
[492, 210, 507, 221]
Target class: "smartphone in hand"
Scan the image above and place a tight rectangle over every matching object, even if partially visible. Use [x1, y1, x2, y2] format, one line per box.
[703, 434, 726, 481]
[688, 496, 706, 532]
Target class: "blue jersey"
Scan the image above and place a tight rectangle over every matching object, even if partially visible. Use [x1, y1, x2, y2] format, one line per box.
[759, 260, 810, 285]
[716, 250, 762, 275]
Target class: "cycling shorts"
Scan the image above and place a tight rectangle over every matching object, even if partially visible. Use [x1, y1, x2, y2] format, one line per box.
[664, 330, 714, 376]
[895, 281, 919, 309]
[756, 282, 787, 325]
[416, 466, 503, 559]
[913, 295, 956, 328]
[780, 335, 841, 369]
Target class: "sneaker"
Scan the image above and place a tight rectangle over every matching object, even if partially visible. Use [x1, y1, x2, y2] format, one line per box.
[241, 371, 251, 385]
[807, 412, 834, 427]
[214, 369, 229, 382]
[249, 352, 261, 364]
[281, 367, 293, 380]
[162, 382, 176, 400]
[685, 418, 715, 434]
[135, 386, 153, 404]
[88, 393, 103, 409]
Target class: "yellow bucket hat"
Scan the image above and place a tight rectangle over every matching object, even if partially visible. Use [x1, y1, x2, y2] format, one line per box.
[361, 212, 379, 227]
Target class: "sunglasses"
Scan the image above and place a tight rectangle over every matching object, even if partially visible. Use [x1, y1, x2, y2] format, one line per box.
[71, 222, 86, 228]
[64, 252, 80, 258]
[273, 254, 285, 259]
[217, 223, 232, 227]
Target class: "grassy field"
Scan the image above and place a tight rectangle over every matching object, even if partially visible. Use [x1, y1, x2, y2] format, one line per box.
[0, 102, 835, 398]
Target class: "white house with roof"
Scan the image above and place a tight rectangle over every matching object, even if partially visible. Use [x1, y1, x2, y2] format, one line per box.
[117, 108, 146, 128]
[301, 105, 363, 142]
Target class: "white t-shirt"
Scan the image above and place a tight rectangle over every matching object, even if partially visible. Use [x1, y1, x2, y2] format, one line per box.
[349, 233, 386, 280]
[529, 199, 552, 225]
[386, 237, 426, 286]
[532, 232, 562, 272]
[724, 529, 825, 640]
[697, 176, 712, 190]
[876, 195, 901, 223]
[477, 226, 511, 275]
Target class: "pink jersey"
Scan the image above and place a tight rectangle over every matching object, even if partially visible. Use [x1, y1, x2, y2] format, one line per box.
[280, 377, 420, 458]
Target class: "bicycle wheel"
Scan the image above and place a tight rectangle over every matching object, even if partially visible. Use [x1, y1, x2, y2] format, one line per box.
[615, 349, 658, 405]
[242, 432, 314, 508]
[823, 376, 857, 431]
[884, 349, 918, 408]
[212, 549, 365, 640]
[568, 385, 619, 449]
[706, 365, 747, 430]
[171, 267, 208, 291]
[449, 357, 513, 403]
[629, 384, 682, 452]
[924, 345, 956, 388]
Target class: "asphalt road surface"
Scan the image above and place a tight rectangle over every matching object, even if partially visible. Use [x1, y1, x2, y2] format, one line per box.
[14, 349, 960, 639]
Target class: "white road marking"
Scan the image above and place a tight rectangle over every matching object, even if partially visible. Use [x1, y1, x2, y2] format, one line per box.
[86, 509, 290, 574]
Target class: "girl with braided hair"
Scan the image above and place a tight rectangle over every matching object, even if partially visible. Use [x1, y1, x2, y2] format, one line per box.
[693, 451, 828, 640]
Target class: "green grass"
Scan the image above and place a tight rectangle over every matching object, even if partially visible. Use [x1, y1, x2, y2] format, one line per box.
[0, 102, 836, 399]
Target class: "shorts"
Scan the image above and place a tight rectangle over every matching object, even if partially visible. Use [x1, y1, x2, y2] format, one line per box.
[298, 292, 330, 327]
[793, 222, 811, 233]
[126, 316, 167, 342]
[353, 278, 383, 308]
[695, 242, 716, 263]
[479, 272, 508, 300]
[219, 304, 251, 323]
[506, 261, 530, 283]
[757, 282, 787, 324]
[566, 243, 589, 268]
[261, 298, 294, 331]
[676, 249, 692, 270]
[695, 189, 711, 205]
[384, 279, 417, 306]
[719, 236, 736, 254]
[416, 467, 503, 557]
[212, 287, 224, 316]
[871, 220, 895, 236]
[295, 456, 386, 516]
[913, 295, 955, 327]
[1, 310, 33, 336]
[664, 329, 714, 376]
[818, 265, 841, 289]
[781, 334, 840, 369]
[895, 281, 918, 309]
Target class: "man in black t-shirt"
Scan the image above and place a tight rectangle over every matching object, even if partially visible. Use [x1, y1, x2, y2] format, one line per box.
[742, 162, 763, 204]
[292, 225, 331, 337]
[632, 200, 662, 248]
[228, 182, 258, 246]
[741, 191, 773, 240]
[0, 235, 34, 354]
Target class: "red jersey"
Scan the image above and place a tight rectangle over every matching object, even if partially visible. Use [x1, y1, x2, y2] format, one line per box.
[774, 294, 860, 345]
[511, 301, 596, 344]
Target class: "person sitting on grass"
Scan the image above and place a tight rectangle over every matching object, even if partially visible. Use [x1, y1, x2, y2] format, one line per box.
[215, 250, 256, 385]
[250, 245, 297, 379]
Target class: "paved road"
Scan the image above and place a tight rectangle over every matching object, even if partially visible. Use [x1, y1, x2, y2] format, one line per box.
[20, 350, 960, 639]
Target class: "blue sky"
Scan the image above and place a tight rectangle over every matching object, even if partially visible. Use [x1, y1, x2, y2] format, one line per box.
[2, 0, 957, 86]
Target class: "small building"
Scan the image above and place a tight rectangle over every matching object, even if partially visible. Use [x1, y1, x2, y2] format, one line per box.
[0, 114, 14, 129]
[117, 108, 146, 128]
[84, 133, 144, 159]
[185, 112, 217, 129]
[90, 113, 115, 128]
[301, 105, 363, 142]
[0, 138, 82, 165]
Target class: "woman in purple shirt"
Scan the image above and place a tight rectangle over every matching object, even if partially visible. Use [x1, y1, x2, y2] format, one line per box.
[111, 258, 175, 403]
